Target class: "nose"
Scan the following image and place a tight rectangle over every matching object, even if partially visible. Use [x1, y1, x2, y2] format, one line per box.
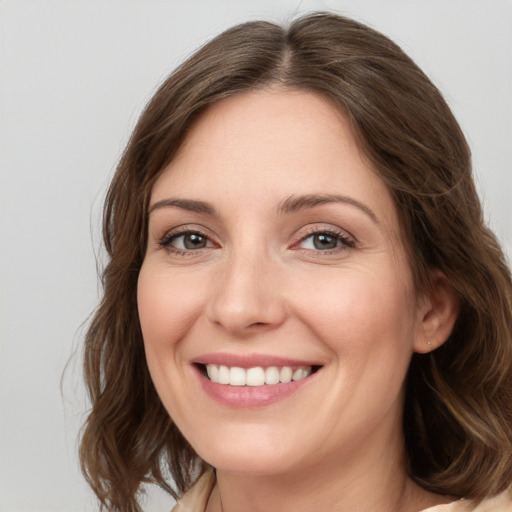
[206, 247, 287, 337]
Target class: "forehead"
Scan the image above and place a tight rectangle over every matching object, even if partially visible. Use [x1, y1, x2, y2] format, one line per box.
[151, 88, 399, 234]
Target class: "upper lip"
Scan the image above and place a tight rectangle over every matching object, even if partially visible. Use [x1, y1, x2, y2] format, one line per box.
[192, 353, 323, 368]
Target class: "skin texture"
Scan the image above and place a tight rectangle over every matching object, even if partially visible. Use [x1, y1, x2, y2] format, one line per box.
[137, 89, 458, 511]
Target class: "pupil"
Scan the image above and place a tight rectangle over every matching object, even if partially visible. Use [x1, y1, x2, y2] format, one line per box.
[313, 233, 337, 250]
[184, 234, 206, 249]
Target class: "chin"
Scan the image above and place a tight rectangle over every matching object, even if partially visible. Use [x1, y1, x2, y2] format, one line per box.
[202, 450, 295, 476]
[187, 424, 303, 476]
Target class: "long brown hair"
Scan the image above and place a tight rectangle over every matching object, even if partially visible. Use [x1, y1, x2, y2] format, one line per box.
[80, 12, 512, 511]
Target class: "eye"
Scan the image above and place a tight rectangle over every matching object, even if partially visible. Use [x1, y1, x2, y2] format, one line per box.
[159, 230, 214, 253]
[302, 233, 339, 250]
[296, 229, 355, 253]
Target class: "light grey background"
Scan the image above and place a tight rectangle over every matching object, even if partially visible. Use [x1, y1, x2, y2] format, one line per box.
[1, 1, 511, 511]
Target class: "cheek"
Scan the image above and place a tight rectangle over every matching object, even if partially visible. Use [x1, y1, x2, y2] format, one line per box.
[290, 268, 417, 435]
[137, 264, 203, 357]
[137, 263, 207, 425]
[291, 265, 416, 360]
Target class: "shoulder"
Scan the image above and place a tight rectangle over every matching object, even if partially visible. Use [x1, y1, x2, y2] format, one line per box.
[422, 490, 512, 511]
[171, 469, 216, 512]
[170, 477, 512, 512]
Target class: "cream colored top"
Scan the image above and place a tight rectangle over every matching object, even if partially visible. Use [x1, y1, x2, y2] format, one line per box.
[171, 470, 512, 512]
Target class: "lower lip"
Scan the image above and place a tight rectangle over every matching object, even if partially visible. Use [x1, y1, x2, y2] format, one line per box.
[194, 366, 317, 408]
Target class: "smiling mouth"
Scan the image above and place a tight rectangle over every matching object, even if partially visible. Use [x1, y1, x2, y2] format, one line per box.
[197, 364, 321, 386]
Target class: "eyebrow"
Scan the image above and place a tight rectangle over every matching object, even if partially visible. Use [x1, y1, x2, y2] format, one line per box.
[277, 194, 379, 224]
[148, 193, 378, 224]
[148, 198, 218, 217]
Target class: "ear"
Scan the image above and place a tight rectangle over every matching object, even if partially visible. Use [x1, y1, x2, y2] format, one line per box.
[414, 270, 459, 354]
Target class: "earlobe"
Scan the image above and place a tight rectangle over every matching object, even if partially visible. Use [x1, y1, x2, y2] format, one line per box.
[414, 270, 460, 354]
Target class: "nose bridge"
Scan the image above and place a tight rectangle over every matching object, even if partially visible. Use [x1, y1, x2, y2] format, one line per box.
[207, 238, 286, 334]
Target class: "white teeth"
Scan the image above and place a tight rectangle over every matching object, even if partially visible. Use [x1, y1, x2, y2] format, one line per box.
[206, 364, 219, 382]
[229, 367, 246, 386]
[292, 367, 310, 381]
[265, 366, 280, 385]
[280, 366, 293, 383]
[218, 365, 230, 385]
[246, 367, 265, 386]
[204, 364, 313, 386]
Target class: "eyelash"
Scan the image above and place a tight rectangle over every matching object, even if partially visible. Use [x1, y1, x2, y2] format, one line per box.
[294, 227, 356, 254]
[157, 226, 356, 256]
[158, 227, 214, 256]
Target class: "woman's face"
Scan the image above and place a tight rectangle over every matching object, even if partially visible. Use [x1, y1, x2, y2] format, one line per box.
[138, 89, 428, 476]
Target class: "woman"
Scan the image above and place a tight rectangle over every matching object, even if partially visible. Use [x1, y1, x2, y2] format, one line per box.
[80, 12, 512, 512]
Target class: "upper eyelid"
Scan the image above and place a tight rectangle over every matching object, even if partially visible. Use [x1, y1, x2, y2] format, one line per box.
[162, 229, 210, 243]
[294, 223, 356, 242]
[158, 224, 215, 239]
